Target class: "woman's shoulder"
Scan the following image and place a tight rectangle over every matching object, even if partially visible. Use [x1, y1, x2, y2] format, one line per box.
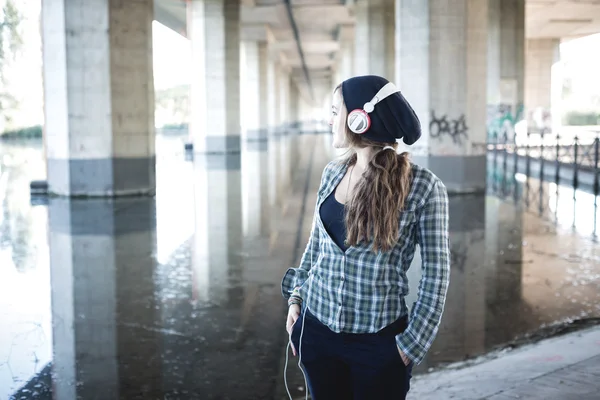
[409, 162, 442, 183]
[408, 162, 447, 203]
[320, 159, 346, 182]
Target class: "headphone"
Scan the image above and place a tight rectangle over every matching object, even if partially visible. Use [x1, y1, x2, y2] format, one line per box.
[347, 82, 401, 134]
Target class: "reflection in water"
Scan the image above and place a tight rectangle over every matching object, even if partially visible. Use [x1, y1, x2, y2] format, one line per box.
[241, 144, 270, 239]
[191, 156, 243, 305]
[490, 163, 600, 238]
[155, 133, 196, 263]
[0, 140, 51, 396]
[48, 198, 160, 399]
[1, 136, 600, 398]
[0, 141, 46, 272]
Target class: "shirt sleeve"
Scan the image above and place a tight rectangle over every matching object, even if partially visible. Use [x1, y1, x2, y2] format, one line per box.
[280, 203, 320, 299]
[395, 179, 451, 365]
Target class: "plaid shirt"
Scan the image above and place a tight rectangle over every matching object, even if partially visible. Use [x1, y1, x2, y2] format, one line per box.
[281, 160, 450, 365]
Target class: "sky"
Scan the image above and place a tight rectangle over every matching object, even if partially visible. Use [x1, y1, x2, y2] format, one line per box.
[560, 33, 600, 111]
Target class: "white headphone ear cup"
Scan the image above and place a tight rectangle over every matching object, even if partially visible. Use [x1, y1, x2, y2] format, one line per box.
[347, 109, 371, 134]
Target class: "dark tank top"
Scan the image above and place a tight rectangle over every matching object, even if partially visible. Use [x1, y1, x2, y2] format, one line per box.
[319, 189, 348, 252]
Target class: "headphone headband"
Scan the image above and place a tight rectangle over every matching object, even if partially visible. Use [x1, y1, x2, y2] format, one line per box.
[363, 82, 401, 113]
[347, 82, 401, 135]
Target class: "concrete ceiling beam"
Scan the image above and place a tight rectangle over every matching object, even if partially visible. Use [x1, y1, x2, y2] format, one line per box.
[270, 40, 340, 53]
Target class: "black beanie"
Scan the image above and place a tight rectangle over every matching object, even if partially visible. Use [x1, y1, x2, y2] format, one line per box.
[340, 75, 421, 145]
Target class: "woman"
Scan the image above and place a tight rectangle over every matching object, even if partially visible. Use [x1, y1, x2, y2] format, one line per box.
[281, 75, 451, 400]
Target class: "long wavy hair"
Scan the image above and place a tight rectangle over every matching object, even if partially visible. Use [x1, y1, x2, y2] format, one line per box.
[334, 85, 413, 252]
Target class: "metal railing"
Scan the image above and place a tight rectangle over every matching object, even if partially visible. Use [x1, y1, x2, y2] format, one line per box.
[488, 129, 600, 197]
[487, 128, 600, 239]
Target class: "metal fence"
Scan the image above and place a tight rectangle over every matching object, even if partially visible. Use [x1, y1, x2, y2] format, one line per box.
[488, 129, 600, 197]
[487, 129, 600, 239]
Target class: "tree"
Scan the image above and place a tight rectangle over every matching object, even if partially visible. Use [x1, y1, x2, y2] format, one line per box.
[0, 0, 23, 127]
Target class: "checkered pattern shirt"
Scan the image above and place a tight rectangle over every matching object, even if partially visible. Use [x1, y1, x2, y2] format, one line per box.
[281, 160, 450, 365]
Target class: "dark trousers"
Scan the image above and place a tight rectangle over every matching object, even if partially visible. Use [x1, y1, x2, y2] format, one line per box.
[290, 307, 413, 400]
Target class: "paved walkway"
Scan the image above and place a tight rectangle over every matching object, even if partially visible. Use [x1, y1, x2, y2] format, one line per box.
[410, 325, 600, 399]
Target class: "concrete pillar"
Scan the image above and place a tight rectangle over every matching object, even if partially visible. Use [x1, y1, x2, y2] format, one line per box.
[396, 0, 489, 193]
[240, 40, 270, 238]
[288, 80, 301, 168]
[267, 58, 281, 208]
[336, 42, 354, 84]
[525, 38, 561, 132]
[278, 66, 289, 127]
[289, 80, 299, 124]
[240, 40, 269, 145]
[48, 199, 160, 398]
[42, 0, 155, 197]
[278, 68, 292, 195]
[335, 25, 355, 84]
[354, 0, 395, 79]
[487, 0, 526, 142]
[189, 0, 242, 165]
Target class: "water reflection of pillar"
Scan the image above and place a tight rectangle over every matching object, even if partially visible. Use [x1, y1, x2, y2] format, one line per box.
[241, 144, 270, 238]
[406, 195, 487, 368]
[191, 158, 243, 305]
[429, 196, 487, 367]
[484, 195, 525, 346]
[48, 198, 160, 399]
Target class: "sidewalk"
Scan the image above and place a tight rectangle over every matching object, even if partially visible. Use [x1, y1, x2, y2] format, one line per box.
[410, 325, 600, 399]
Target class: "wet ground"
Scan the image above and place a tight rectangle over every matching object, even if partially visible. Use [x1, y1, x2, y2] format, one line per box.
[1, 134, 599, 400]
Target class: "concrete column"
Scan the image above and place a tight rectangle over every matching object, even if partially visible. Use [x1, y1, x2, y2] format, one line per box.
[48, 199, 160, 398]
[267, 58, 281, 207]
[354, 0, 395, 79]
[240, 40, 269, 145]
[42, 0, 155, 197]
[336, 42, 353, 84]
[487, 0, 526, 142]
[525, 38, 561, 132]
[278, 66, 289, 127]
[190, 0, 241, 165]
[335, 25, 355, 84]
[240, 40, 270, 238]
[288, 80, 300, 167]
[299, 94, 309, 120]
[278, 68, 292, 194]
[289, 80, 299, 124]
[396, 0, 489, 193]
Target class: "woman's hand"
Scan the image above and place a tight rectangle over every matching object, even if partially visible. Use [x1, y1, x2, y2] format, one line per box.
[286, 304, 301, 356]
[397, 345, 412, 366]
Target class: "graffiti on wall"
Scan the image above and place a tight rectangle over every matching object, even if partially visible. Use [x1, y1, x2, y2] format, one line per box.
[487, 103, 524, 142]
[530, 107, 552, 131]
[429, 111, 469, 145]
